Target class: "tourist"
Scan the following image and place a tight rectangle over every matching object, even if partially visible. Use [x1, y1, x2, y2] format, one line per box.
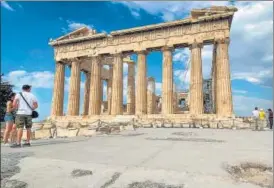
[11, 85, 38, 148]
[267, 109, 273, 129]
[3, 92, 17, 146]
[252, 107, 259, 130]
[258, 108, 266, 130]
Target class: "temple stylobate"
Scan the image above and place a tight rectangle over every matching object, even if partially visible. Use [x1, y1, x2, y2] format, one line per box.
[49, 6, 237, 120]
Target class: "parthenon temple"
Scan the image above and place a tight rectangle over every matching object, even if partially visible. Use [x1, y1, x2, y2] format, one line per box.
[49, 6, 237, 124]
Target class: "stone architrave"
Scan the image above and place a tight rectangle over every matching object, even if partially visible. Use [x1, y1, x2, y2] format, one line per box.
[89, 56, 101, 115]
[189, 41, 203, 115]
[127, 61, 135, 114]
[83, 71, 91, 116]
[111, 53, 123, 115]
[67, 59, 81, 116]
[136, 50, 147, 115]
[162, 46, 174, 115]
[147, 77, 156, 114]
[215, 38, 233, 117]
[107, 65, 113, 115]
[51, 61, 65, 116]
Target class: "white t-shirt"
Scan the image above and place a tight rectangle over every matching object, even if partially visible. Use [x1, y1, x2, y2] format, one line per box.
[15, 91, 38, 115]
[252, 110, 259, 119]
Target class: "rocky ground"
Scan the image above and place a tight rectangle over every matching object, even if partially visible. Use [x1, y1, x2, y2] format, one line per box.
[1, 128, 273, 188]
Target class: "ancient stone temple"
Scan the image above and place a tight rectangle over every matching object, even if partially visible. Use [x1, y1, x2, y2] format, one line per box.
[49, 6, 237, 124]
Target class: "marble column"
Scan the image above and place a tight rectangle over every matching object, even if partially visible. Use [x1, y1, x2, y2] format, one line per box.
[107, 65, 113, 115]
[147, 77, 156, 114]
[189, 41, 203, 115]
[215, 38, 233, 117]
[211, 44, 217, 113]
[127, 61, 135, 114]
[162, 46, 174, 114]
[51, 61, 65, 116]
[89, 56, 101, 115]
[136, 50, 147, 115]
[111, 53, 123, 115]
[67, 60, 81, 116]
[83, 71, 91, 116]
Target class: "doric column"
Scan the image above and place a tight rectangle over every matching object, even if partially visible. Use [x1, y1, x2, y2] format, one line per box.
[67, 59, 81, 116]
[211, 44, 217, 113]
[111, 53, 123, 115]
[189, 41, 204, 115]
[162, 46, 174, 114]
[83, 71, 91, 116]
[127, 61, 135, 114]
[88, 56, 101, 115]
[107, 65, 113, 115]
[215, 38, 233, 117]
[51, 61, 65, 116]
[136, 50, 147, 115]
[147, 77, 156, 114]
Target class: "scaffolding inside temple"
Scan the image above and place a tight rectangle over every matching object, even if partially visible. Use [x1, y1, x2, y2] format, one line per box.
[203, 78, 213, 113]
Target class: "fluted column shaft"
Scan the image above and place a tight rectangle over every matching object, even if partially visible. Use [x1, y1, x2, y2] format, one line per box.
[211, 44, 217, 113]
[67, 60, 81, 116]
[147, 77, 156, 114]
[127, 62, 135, 114]
[215, 38, 233, 116]
[107, 65, 113, 115]
[111, 54, 123, 115]
[89, 57, 101, 115]
[162, 46, 174, 114]
[189, 42, 203, 115]
[136, 51, 147, 115]
[51, 61, 65, 116]
[83, 71, 91, 115]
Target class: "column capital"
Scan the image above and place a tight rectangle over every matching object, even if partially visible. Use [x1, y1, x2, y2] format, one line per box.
[161, 46, 174, 52]
[135, 50, 148, 55]
[126, 60, 135, 66]
[214, 37, 230, 45]
[189, 41, 203, 49]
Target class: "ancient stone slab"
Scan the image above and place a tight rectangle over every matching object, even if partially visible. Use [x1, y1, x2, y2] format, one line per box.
[57, 128, 79, 137]
[78, 128, 96, 137]
[35, 129, 52, 139]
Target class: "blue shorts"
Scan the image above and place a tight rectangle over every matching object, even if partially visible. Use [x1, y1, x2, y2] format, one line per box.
[4, 113, 15, 123]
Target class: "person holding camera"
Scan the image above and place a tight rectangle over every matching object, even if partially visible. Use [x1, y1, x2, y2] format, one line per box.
[11, 85, 38, 148]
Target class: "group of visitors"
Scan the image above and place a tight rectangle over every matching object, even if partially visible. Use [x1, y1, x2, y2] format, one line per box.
[252, 107, 273, 130]
[3, 85, 38, 148]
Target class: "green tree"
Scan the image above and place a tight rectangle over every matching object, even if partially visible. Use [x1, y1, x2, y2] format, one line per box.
[0, 74, 14, 122]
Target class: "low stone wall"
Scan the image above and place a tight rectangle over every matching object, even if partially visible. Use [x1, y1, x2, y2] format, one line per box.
[16, 115, 257, 140]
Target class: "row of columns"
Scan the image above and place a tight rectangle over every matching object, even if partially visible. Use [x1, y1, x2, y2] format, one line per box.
[51, 38, 233, 117]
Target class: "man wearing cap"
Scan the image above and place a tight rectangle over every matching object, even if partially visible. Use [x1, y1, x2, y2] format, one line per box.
[11, 85, 38, 148]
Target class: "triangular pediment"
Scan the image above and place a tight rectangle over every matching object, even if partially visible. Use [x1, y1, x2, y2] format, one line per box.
[54, 27, 96, 41]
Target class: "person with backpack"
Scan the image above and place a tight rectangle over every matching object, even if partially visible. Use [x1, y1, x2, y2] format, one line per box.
[11, 85, 38, 148]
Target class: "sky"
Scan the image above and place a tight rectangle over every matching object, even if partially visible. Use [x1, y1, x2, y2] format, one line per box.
[1, 1, 273, 121]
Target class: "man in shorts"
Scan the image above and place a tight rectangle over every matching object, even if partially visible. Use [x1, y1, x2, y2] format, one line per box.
[11, 85, 38, 148]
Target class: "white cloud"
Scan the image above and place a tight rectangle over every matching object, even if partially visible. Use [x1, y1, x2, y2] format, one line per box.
[232, 70, 273, 86]
[1, 1, 14, 11]
[233, 95, 273, 116]
[4, 70, 85, 91]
